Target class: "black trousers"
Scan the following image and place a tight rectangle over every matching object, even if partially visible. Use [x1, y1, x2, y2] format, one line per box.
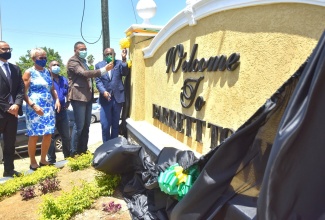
[0, 112, 18, 172]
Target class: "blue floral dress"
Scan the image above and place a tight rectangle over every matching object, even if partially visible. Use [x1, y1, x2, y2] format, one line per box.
[26, 67, 55, 136]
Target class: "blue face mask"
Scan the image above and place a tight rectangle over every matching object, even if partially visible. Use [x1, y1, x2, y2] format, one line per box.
[51, 66, 60, 74]
[79, 50, 87, 59]
[35, 59, 47, 67]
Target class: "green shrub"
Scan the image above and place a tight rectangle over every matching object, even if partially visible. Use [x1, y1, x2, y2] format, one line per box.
[39, 181, 99, 220]
[67, 151, 93, 171]
[0, 166, 59, 200]
[38, 171, 121, 219]
[95, 172, 121, 196]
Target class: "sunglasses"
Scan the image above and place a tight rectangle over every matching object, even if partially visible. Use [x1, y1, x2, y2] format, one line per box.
[0, 48, 13, 52]
[38, 57, 47, 60]
[104, 53, 113, 56]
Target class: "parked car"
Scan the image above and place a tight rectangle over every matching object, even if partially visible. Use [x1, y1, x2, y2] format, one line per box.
[0, 104, 74, 155]
[91, 102, 101, 123]
[67, 102, 101, 124]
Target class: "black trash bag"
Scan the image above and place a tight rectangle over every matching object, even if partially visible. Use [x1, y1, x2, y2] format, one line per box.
[92, 136, 143, 174]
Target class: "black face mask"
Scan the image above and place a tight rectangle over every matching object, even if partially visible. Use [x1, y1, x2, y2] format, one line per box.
[0, 52, 11, 60]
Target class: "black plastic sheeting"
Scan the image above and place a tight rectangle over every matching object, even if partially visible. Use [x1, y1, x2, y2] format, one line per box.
[92, 137, 198, 219]
[257, 30, 325, 220]
[92, 31, 325, 220]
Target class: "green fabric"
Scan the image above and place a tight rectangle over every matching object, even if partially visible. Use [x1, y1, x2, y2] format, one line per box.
[158, 163, 199, 200]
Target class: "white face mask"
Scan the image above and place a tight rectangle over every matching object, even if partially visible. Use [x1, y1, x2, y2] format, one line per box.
[78, 50, 87, 59]
[51, 65, 60, 74]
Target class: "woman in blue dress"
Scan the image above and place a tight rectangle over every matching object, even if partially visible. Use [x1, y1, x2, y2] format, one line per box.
[22, 48, 60, 170]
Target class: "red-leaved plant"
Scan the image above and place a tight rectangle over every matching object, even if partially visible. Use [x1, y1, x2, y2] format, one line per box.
[20, 186, 36, 200]
[102, 201, 122, 213]
[38, 177, 61, 194]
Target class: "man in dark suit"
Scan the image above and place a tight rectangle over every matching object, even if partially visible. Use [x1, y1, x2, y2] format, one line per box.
[95, 48, 129, 142]
[67, 41, 113, 156]
[0, 41, 24, 177]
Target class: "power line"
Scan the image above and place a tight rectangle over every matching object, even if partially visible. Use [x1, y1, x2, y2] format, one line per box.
[4, 28, 121, 40]
[130, 0, 138, 24]
[80, 0, 102, 44]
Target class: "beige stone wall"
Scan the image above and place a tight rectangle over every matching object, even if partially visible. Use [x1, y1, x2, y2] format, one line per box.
[128, 36, 152, 121]
[128, 3, 325, 154]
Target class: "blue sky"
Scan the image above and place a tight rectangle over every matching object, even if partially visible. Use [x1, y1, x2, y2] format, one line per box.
[1, 0, 186, 65]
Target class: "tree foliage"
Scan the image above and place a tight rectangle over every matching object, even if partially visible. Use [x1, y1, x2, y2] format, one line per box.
[87, 54, 95, 66]
[87, 54, 95, 70]
[16, 47, 67, 78]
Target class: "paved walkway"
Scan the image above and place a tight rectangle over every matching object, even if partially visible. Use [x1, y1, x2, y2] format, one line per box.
[0, 122, 103, 183]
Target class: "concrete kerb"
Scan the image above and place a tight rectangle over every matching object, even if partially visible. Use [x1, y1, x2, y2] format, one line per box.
[0, 141, 103, 184]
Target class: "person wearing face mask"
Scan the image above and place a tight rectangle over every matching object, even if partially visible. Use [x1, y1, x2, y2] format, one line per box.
[22, 48, 61, 170]
[47, 60, 71, 163]
[95, 48, 129, 142]
[0, 41, 24, 177]
[67, 41, 113, 157]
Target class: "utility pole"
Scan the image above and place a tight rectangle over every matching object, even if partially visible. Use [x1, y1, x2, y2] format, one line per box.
[101, 0, 110, 58]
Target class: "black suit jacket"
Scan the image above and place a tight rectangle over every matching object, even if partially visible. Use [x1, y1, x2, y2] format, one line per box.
[0, 62, 24, 118]
[95, 59, 129, 104]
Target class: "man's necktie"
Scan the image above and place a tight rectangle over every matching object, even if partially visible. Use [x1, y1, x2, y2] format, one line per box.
[3, 63, 13, 104]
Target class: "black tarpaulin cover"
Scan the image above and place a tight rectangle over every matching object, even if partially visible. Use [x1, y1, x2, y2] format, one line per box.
[170, 65, 303, 219]
[93, 138, 198, 219]
[92, 31, 325, 220]
[257, 30, 325, 220]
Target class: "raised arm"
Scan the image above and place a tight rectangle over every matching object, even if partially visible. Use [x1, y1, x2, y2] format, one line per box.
[68, 58, 114, 78]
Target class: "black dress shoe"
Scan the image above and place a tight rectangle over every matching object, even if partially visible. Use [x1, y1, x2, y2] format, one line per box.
[39, 162, 54, 167]
[29, 165, 39, 171]
[3, 170, 22, 177]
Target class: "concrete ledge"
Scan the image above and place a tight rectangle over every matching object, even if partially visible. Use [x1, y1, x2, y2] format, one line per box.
[126, 118, 201, 158]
